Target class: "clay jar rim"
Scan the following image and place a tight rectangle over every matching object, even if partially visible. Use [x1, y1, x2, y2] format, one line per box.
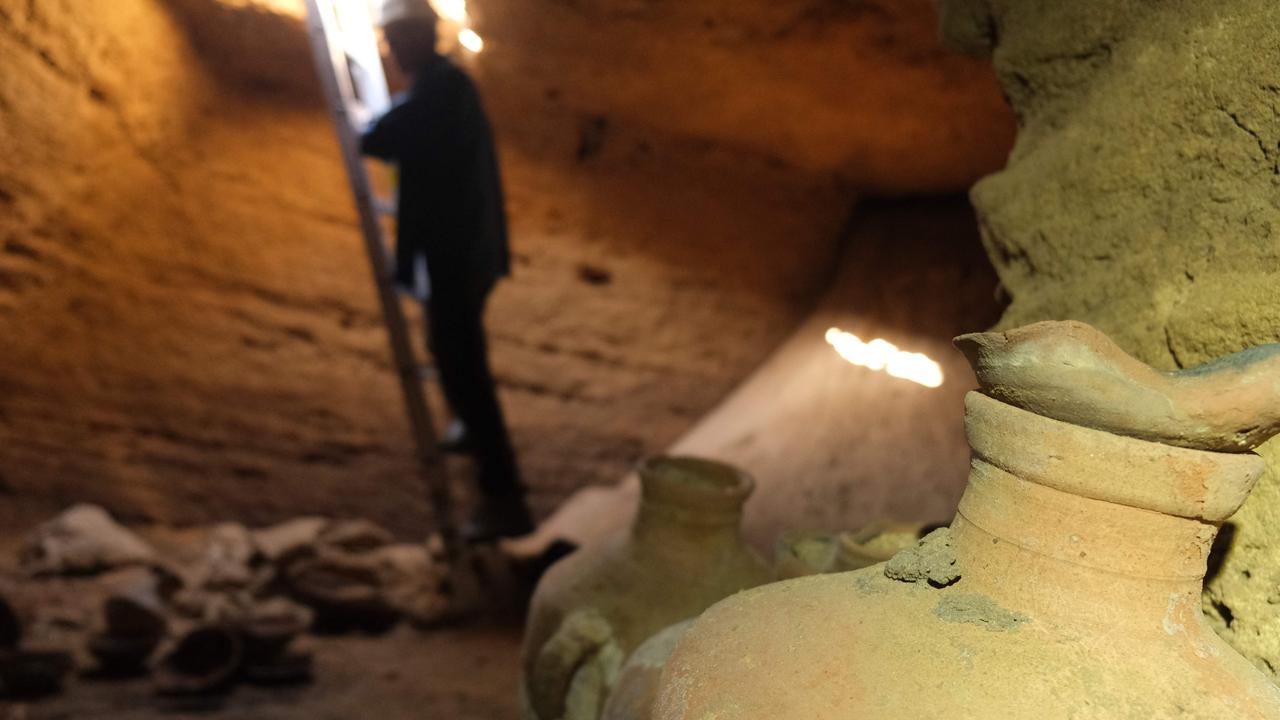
[964, 391, 1264, 522]
[636, 456, 754, 517]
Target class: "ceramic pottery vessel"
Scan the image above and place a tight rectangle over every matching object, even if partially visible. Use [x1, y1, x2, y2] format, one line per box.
[521, 455, 770, 720]
[601, 619, 694, 720]
[655, 321, 1280, 720]
[773, 521, 928, 579]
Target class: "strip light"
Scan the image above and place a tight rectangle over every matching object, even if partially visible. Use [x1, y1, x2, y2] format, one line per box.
[825, 327, 944, 388]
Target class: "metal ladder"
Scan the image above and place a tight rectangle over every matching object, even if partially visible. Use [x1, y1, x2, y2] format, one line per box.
[302, 0, 469, 589]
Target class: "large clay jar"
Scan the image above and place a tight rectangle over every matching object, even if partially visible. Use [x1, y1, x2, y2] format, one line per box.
[601, 619, 694, 720]
[522, 455, 771, 720]
[655, 321, 1280, 719]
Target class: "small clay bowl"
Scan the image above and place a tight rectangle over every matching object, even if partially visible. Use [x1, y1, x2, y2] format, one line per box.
[242, 604, 312, 662]
[87, 633, 159, 677]
[0, 649, 74, 698]
[285, 558, 399, 634]
[153, 626, 243, 696]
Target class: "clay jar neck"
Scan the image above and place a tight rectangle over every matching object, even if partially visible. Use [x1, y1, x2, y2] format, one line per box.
[951, 392, 1264, 632]
[630, 457, 752, 555]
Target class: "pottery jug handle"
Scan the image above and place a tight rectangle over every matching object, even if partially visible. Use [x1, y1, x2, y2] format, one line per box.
[529, 608, 623, 720]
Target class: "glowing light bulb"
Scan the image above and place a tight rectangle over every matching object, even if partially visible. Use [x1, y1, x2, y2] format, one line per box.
[824, 327, 944, 388]
[458, 28, 484, 52]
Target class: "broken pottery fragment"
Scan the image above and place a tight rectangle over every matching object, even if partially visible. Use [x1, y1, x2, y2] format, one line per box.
[169, 587, 254, 626]
[774, 521, 930, 580]
[0, 596, 73, 698]
[283, 550, 399, 632]
[251, 516, 328, 564]
[0, 597, 19, 649]
[154, 625, 243, 696]
[87, 633, 158, 677]
[21, 505, 157, 575]
[521, 456, 770, 720]
[367, 543, 450, 626]
[190, 523, 257, 591]
[316, 519, 393, 555]
[835, 520, 930, 571]
[88, 569, 169, 675]
[773, 530, 840, 579]
[0, 648, 74, 698]
[238, 599, 314, 686]
[240, 597, 313, 663]
[654, 321, 1280, 719]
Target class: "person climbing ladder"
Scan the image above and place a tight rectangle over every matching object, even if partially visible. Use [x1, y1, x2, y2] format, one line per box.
[360, 0, 533, 541]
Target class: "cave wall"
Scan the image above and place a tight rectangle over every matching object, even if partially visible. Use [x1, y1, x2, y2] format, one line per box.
[472, 0, 1015, 194]
[0, 0, 1014, 533]
[942, 0, 1280, 677]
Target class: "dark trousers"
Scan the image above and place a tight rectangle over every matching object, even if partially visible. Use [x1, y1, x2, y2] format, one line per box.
[426, 291, 523, 499]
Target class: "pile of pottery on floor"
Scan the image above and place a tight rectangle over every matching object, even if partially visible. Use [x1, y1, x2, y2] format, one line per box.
[1, 507, 449, 699]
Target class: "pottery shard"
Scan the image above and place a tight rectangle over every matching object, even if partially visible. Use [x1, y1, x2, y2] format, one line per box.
[884, 528, 960, 588]
[193, 523, 258, 590]
[774, 530, 840, 579]
[955, 320, 1280, 452]
[251, 517, 328, 563]
[838, 521, 931, 572]
[367, 544, 449, 626]
[317, 520, 393, 555]
[101, 568, 168, 639]
[21, 505, 157, 575]
[0, 595, 19, 648]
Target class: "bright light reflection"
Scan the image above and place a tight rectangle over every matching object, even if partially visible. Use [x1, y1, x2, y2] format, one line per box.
[432, 0, 468, 23]
[825, 327, 944, 388]
[458, 27, 484, 53]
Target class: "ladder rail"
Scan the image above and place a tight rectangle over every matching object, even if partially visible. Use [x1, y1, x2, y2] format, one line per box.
[302, 0, 461, 562]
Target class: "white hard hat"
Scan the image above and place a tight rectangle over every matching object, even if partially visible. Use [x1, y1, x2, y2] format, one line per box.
[376, 0, 438, 26]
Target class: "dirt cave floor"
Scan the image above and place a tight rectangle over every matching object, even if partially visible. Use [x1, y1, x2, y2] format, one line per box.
[7, 623, 524, 720]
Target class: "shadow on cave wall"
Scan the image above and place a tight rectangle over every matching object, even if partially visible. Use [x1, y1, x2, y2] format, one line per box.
[158, 0, 318, 99]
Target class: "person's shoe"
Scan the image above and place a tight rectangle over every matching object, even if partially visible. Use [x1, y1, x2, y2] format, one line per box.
[438, 419, 473, 455]
[462, 495, 535, 544]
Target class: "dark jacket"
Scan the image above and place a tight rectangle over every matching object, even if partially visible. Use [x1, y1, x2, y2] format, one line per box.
[361, 55, 510, 308]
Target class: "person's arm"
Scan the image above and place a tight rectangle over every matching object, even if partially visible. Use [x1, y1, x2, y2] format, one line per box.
[365, 64, 474, 159]
[360, 94, 425, 160]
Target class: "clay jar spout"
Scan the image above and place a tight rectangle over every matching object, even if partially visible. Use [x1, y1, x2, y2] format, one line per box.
[629, 456, 756, 560]
[956, 319, 1280, 451]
